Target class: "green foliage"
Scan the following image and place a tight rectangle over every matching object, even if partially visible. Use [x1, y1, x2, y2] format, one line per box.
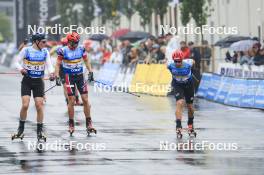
[180, 0, 213, 27]
[0, 13, 12, 41]
[135, 0, 153, 26]
[58, 0, 94, 27]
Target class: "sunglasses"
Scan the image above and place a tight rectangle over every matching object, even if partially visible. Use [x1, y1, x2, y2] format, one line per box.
[174, 61, 182, 63]
[69, 40, 79, 45]
[40, 40, 46, 44]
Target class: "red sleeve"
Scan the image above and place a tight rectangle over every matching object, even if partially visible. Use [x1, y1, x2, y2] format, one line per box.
[182, 48, 191, 59]
[82, 52, 88, 61]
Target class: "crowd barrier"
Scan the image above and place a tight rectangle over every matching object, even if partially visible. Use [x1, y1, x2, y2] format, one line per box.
[197, 73, 264, 109]
[129, 64, 172, 96]
[218, 63, 264, 79]
[95, 63, 172, 96]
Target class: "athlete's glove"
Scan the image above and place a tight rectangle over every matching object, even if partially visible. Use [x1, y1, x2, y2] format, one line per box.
[20, 69, 28, 76]
[56, 77, 62, 86]
[49, 73, 55, 81]
[88, 72, 94, 82]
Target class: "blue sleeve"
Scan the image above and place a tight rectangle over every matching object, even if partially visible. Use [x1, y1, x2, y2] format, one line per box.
[56, 47, 64, 56]
[167, 64, 173, 72]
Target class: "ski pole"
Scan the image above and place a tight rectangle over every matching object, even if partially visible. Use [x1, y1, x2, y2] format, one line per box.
[44, 84, 57, 93]
[91, 80, 141, 98]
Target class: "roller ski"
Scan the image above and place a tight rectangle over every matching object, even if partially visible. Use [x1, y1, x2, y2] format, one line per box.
[11, 132, 24, 140]
[187, 124, 197, 138]
[68, 119, 75, 136]
[11, 120, 25, 141]
[37, 131, 47, 142]
[86, 118, 97, 136]
[36, 127, 46, 152]
[176, 127, 183, 139]
[176, 119, 182, 139]
[37, 124, 46, 142]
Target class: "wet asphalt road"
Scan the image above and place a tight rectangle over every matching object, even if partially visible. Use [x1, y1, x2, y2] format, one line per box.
[0, 65, 264, 175]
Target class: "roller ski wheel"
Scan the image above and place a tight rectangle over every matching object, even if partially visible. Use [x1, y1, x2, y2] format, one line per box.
[69, 125, 75, 137]
[37, 133, 47, 142]
[87, 128, 97, 136]
[11, 133, 24, 141]
[86, 118, 96, 136]
[176, 128, 182, 139]
[188, 125, 197, 138]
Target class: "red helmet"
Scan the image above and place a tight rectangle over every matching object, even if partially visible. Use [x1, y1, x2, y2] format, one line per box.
[66, 32, 80, 42]
[60, 37, 68, 46]
[172, 50, 184, 61]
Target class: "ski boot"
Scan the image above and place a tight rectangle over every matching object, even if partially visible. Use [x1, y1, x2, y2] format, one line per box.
[86, 118, 97, 136]
[11, 121, 25, 140]
[176, 119, 182, 139]
[176, 127, 183, 139]
[37, 131, 47, 142]
[187, 124, 197, 137]
[69, 119, 75, 136]
[37, 124, 47, 142]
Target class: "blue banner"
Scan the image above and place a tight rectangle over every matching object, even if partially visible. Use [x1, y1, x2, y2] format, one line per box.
[240, 80, 259, 108]
[198, 73, 264, 109]
[96, 63, 120, 86]
[206, 74, 221, 101]
[254, 80, 264, 109]
[224, 78, 245, 106]
[214, 76, 232, 103]
[197, 73, 212, 98]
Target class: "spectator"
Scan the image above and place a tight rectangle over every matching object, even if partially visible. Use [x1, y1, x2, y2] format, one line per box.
[225, 51, 232, 62]
[180, 41, 190, 59]
[121, 40, 132, 69]
[188, 41, 201, 70]
[202, 40, 212, 65]
[158, 46, 167, 63]
[109, 46, 123, 64]
[138, 41, 148, 63]
[240, 51, 253, 65]
[232, 51, 238, 63]
[188, 41, 201, 93]
[253, 48, 264, 66]
[128, 47, 139, 71]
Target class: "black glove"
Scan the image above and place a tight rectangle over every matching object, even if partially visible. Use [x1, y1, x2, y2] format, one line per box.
[20, 69, 28, 76]
[88, 72, 94, 82]
[49, 73, 55, 81]
[56, 77, 62, 86]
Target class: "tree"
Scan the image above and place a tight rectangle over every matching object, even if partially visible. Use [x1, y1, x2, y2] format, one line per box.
[0, 13, 12, 41]
[119, 0, 136, 29]
[189, 0, 212, 42]
[180, 0, 212, 42]
[135, 0, 153, 31]
[58, 0, 94, 29]
[152, 0, 170, 35]
[180, 0, 191, 26]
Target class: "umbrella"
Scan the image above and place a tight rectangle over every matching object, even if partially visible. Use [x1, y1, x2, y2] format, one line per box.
[230, 40, 258, 51]
[89, 34, 109, 41]
[118, 31, 154, 42]
[111, 28, 130, 38]
[214, 35, 251, 48]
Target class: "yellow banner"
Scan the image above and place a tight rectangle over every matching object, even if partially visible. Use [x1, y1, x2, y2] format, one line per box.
[129, 64, 172, 96]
